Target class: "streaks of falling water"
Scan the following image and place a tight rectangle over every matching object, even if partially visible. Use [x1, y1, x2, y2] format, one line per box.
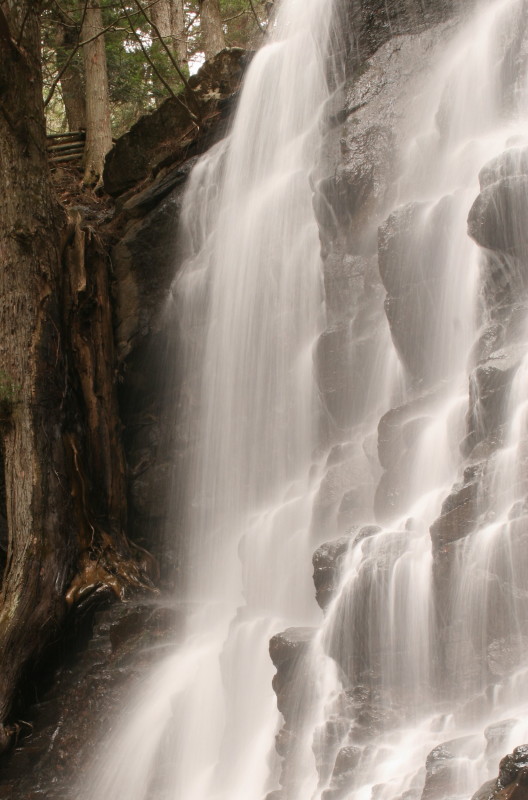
[304, 2, 528, 800]
[78, 1, 340, 799]
[77, 1, 528, 800]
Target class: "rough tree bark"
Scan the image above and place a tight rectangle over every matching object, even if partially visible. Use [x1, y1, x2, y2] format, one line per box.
[81, 0, 112, 185]
[54, 14, 86, 132]
[199, 0, 225, 60]
[0, 0, 154, 754]
[0, 0, 75, 752]
[171, 0, 187, 63]
[151, 0, 172, 41]
[149, 0, 188, 67]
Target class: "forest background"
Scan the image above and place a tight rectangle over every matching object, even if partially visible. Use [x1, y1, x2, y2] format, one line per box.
[43, 0, 270, 182]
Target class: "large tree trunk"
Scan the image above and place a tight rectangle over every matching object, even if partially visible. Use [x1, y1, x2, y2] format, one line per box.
[81, 0, 112, 186]
[0, 2, 154, 754]
[149, 0, 188, 71]
[55, 17, 86, 132]
[151, 0, 172, 41]
[0, 2, 75, 752]
[171, 0, 187, 63]
[199, 0, 225, 60]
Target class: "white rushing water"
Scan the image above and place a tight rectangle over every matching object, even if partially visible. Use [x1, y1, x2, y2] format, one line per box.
[78, 0, 528, 799]
[80, 1, 338, 799]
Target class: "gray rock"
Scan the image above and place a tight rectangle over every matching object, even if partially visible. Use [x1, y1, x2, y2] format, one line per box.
[104, 49, 246, 196]
[464, 344, 526, 454]
[269, 627, 315, 669]
[312, 536, 351, 610]
[430, 463, 484, 552]
[479, 148, 528, 190]
[379, 196, 458, 380]
[499, 745, 528, 788]
[315, 322, 374, 429]
[468, 176, 528, 259]
[422, 737, 481, 800]
[113, 182, 187, 361]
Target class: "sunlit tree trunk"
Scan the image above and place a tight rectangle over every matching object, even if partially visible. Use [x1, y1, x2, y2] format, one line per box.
[55, 18, 86, 132]
[81, 0, 112, 185]
[199, 0, 225, 60]
[171, 0, 188, 63]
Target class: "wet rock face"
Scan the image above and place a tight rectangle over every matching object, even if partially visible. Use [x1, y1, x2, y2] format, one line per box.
[312, 536, 351, 609]
[269, 627, 316, 718]
[429, 463, 483, 552]
[103, 49, 246, 196]
[468, 148, 528, 317]
[464, 345, 525, 455]
[473, 746, 528, 800]
[0, 600, 183, 800]
[313, 20, 451, 437]
[269, 627, 317, 795]
[113, 167, 192, 362]
[468, 176, 528, 260]
[378, 196, 458, 382]
[422, 737, 483, 800]
[345, 0, 468, 66]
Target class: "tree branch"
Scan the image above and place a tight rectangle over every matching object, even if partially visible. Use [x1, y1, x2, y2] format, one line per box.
[43, 0, 172, 110]
[248, 0, 267, 35]
[44, 0, 89, 109]
[128, 0, 202, 122]
[119, 0, 178, 101]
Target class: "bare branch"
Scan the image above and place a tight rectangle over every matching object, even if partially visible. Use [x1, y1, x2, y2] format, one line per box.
[247, 0, 267, 34]
[119, 0, 179, 101]
[128, 0, 200, 118]
[43, 0, 171, 109]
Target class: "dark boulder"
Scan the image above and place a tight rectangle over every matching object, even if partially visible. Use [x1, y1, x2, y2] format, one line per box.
[104, 49, 246, 196]
[322, 745, 362, 800]
[430, 462, 484, 552]
[378, 196, 458, 381]
[269, 627, 316, 718]
[269, 627, 315, 670]
[312, 536, 351, 610]
[422, 736, 481, 800]
[478, 147, 528, 190]
[468, 176, 528, 260]
[473, 745, 528, 800]
[315, 322, 374, 430]
[464, 345, 525, 455]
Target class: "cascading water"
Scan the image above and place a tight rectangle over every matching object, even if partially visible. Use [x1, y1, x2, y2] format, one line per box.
[77, 1, 528, 799]
[79, 1, 339, 799]
[296, 1, 528, 799]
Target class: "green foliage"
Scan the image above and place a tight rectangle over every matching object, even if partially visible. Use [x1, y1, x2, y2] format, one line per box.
[42, 0, 269, 138]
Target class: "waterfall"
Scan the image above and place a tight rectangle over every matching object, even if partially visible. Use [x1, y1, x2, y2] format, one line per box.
[77, 0, 528, 799]
[79, 1, 339, 799]
[301, 1, 528, 799]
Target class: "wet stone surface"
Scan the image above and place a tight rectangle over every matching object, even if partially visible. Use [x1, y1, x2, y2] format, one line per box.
[0, 598, 183, 800]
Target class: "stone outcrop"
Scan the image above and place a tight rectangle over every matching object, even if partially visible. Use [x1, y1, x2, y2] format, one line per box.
[313, 536, 351, 609]
[269, 627, 317, 794]
[472, 746, 528, 800]
[0, 599, 182, 800]
[421, 737, 482, 800]
[104, 51, 247, 576]
[103, 49, 247, 197]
